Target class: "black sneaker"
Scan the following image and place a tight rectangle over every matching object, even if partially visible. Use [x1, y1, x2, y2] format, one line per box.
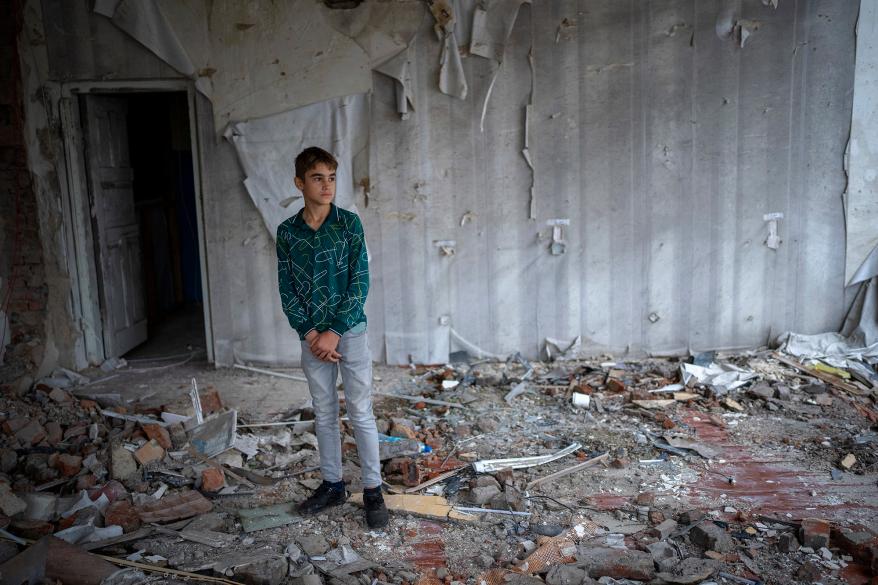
[297, 481, 347, 515]
[363, 487, 388, 529]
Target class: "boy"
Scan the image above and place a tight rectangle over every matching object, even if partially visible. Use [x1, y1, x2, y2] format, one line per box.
[276, 146, 388, 529]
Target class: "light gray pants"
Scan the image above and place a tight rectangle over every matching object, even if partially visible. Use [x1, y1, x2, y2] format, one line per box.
[300, 329, 382, 489]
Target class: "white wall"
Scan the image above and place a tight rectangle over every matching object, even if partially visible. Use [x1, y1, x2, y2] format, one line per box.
[26, 0, 861, 367]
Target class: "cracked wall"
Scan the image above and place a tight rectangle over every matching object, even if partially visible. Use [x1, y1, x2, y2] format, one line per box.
[12, 0, 864, 369]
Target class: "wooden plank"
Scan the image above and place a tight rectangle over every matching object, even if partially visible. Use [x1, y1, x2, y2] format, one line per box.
[772, 353, 863, 394]
[526, 452, 609, 491]
[349, 493, 477, 522]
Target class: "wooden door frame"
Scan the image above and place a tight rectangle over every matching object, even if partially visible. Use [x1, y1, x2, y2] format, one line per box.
[58, 80, 215, 364]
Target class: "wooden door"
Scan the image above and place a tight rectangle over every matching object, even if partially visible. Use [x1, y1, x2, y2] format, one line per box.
[83, 96, 147, 357]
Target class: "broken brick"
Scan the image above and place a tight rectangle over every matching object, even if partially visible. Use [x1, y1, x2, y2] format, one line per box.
[777, 531, 799, 553]
[648, 510, 666, 524]
[104, 500, 141, 533]
[2, 418, 29, 435]
[110, 445, 138, 480]
[390, 419, 417, 440]
[15, 420, 46, 446]
[796, 560, 823, 582]
[799, 518, 831, 549]
[198, 387, 224, 415]
[136, 489, 213, 523]
[45, 422, 62, 446]
[690, 520, 734, 553]
[832, 527, 878, 561]
[53, 454, 82, 477]
[0, 448, 17, 473]
[575, 547, 655, 581]
[606, 379, 626, 393]
[48, 387, 72, 403]
[0, 482, 27, 517]
[133, 440, 165, 466]
[649, 518, 678, 540]
[80, 399, 98, 412]
[678, 509, 705, 524]
[142, 424, 172, 450]
[634, 492, 655, 506]
[9, 519, 54, 540]
[201, 467, 225, 493]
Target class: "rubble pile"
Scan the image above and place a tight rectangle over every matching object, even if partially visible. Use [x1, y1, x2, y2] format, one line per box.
[0, 346, 874, 584]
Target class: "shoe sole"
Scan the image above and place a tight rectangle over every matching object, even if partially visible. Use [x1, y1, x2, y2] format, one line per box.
[298, 495, 348, 515]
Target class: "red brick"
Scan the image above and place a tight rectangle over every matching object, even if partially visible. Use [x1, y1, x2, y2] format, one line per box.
[9, 519, 53, 540]
[79, 399, 98, 412]
[104, 500, 141, 533]
[2, 418, 28, 435]
[200, 467, 225, 493]
[53, 454, 82, 477]
[199, 387, 224, 415]
[606, 379, 626, 393]
[136, 490, 213, 523]
[800, 518, 831, 549]
[44, 421, 62, 446]
[15, 420, 46, 445]
[634, 492, 655, 506]
[76, 475, 97, 490]
[133, 440, 164, 466]
[142, 424, 171, 450]
[831, 527, 878, 561]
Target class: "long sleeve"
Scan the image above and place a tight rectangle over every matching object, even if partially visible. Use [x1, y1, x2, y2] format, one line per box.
[276, 226, 315, 338]
[328, 215, 369, 336]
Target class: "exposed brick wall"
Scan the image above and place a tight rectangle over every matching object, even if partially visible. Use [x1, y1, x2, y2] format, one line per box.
[0, 0, 47, 384]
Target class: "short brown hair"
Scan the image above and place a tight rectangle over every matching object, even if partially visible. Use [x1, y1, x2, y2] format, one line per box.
[295, 147, 338, 180]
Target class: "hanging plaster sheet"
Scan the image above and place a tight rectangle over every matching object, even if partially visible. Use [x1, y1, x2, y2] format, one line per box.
[320, 0, 425, 118]
[429, 0, 468, 100]
[223, 93, 369, 240]
[321, 0, 425, 68]
[469, 0, 532, 131]
[845, 0, 878, 285]
[374, 46, 417, 118]
[95, 0, 375, 132]
[93, 0, 209, 95]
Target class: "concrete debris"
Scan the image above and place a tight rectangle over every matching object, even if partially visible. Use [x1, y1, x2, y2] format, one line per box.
[0, 347, 876, 583]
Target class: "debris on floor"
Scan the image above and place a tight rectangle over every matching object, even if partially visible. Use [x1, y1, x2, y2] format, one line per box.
[0, 345, 876, 584]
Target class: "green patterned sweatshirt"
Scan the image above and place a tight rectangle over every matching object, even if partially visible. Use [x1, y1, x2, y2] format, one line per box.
[276, 204, 369, 340]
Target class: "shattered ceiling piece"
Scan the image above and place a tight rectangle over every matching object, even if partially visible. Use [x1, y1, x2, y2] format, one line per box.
[680, 362, 758, 395]
[472, 442, 581, 473]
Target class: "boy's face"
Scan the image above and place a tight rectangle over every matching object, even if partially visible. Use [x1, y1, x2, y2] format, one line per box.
[295, 162, 336, 206]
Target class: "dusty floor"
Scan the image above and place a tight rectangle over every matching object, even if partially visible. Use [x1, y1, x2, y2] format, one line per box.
[1, 348, 876, 585]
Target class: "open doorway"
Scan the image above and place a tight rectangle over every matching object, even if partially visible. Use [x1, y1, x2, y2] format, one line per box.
[80, 91, 205, 361]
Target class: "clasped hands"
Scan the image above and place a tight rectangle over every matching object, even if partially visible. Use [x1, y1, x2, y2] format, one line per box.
[305, 330, 342, 362]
